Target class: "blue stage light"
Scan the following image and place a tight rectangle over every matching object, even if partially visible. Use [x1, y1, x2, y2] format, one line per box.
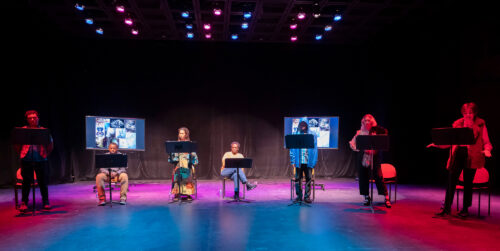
[315, 34, 323, 40]
[181, 11, 190, 18]
[186, 24, 193, 30]
[324, 25, 332, 31]
[334, 14, 342, 22]
[75, 3, 84, 11]
[243, 12, 252, 19]
[85, 18, 94, 25]
[241, 22, 248, 29]
[96, 28, 103, 35]
[187, 32, 194, 39]
[231, 34, 238, 40]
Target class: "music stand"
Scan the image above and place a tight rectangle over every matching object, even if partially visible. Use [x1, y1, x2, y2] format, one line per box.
[431, 127, 474, 146]
[95, 154, 128, 207]
[356, 135, 389, 213]
[11, 127, 51, 215]
[286, 134, 315, 207]
[225, 158, 253, 203]
[165, 141, 198, 204]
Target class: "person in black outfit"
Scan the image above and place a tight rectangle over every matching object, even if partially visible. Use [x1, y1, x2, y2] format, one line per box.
[349, 114, 391, 208]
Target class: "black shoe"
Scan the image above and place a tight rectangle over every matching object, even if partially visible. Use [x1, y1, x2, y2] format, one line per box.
[304, 198, 312, 204]
[19, 202, 28, 212]
[233, 192, 240, 200]
[435, 209, 450, 216]
[246, 182, 257, 191]
[363, 196, 371, 206]
[294, 197, 302, 203]
[43, 204, 52, 210]
[385, 199, 392, 208]
[458, 209, 469, 218]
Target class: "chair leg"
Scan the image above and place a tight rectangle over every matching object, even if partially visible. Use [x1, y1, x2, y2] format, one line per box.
[222, 179, 226, 199]
[389, 183, 392, 202]
[290, 179, 294, 201]
[478, 190, 481, 217]
[456, 190, 459, 211]
[14, 186, 19, 210]
[312, 179, 315, 202]
[488, 189, 491, 216]
[395, 182, 397, 203]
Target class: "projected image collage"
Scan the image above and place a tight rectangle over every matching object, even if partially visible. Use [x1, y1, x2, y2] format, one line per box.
[95, 118, 137, 149]
[292, 118, 331, 148]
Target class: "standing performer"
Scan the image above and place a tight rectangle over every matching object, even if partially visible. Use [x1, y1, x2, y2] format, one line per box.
[220, 141, 257, 199]
[428, 102, 492, 217]
[290, 120, 318, 204]
[95, 142, 129, 206]
[16, 110, 54, 212]
[168, 127, 198, 202]
[349, 114, 391, 208]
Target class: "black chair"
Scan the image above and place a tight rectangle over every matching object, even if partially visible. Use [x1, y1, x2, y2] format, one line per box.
[456, 167, 491, 217]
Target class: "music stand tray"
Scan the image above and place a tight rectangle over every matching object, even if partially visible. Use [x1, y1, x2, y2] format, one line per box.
[285, 134, 315, 149]
[95, 154, 128, 207]
[225, 158, 253, 203]
[431, 127, 474, 146]
[356, 135, 390, 213]
[11, 127, 51, 215]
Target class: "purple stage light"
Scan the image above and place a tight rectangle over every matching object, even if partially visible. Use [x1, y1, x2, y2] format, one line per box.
[124, 18, 133, 26]
[213, 8, 222, 16]
[290, 23, 297, 30]
[290, 36, 298, 42]
[203, 24, 211, 30]
[297, 12, 306, 20]
[116, 5, 125, 13]
[131, 29, 139, 35]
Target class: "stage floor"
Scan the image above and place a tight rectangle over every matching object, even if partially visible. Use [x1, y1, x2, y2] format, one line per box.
[1, 179, 499, 250]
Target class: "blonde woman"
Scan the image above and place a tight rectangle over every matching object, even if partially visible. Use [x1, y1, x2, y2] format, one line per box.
[349, 114, 391, 208]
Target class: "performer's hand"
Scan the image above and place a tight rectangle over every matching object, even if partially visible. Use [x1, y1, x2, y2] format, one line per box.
[111, 172, 118, 178]
[426, 143, 436, 148]
[483, 150, 492, 157]
[292, 164, 296, 169]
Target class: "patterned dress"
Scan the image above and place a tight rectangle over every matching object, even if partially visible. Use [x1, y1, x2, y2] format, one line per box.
[169, 152, 198, 195]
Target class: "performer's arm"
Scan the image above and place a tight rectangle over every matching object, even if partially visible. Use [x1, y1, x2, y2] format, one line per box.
[482, 124, 493, 157]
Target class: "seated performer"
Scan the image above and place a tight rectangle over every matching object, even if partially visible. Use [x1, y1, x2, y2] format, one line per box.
[349, 114, 391, 208]
[16, 110, 54, 212]
[290, 120, 318, 204]
[428, 102, 492, 217]
[168, 127, 198, 202]
[220, 141, 257, 199]
[96, 142, 129, 206]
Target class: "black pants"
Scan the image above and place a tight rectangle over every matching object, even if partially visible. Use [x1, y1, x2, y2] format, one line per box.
[443, 147, 476, 211]
[21, 161, 49, 204]
[295, 164, 312, 199]
[358, 162, 387, 196]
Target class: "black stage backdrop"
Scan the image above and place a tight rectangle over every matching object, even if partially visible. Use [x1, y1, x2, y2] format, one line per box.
[2, 3, 499, 189]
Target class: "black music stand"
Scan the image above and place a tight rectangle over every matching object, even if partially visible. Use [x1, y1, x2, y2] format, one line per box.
[95, 154, 128, 207]
[225, 158, 253, 203]
[431, 127, 474, 146]
[286, 134, 315, 207]
[356, 135, 389, 213]
[11, 127, 51, 215]
[165, 141, 198, 204]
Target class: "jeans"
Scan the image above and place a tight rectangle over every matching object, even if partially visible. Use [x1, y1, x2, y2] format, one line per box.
[221, 168, 247, 192]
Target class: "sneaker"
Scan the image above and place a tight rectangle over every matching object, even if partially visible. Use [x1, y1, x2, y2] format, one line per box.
[98, 200, 106, 206]
[43, 204, 52, 210]
[435, 208, 450, 216]
[384, 199, 392, 208]
[293, 197, 302, 203]
[172, 195, 180, 202]
[304, 198, 312, 204]
[233, 192, 240, 200]
[119, 199, 127, 205]
[363, 196, 371, 206]
[19, 202, 28, 212]
[246, 182, 257, 191]
[458, 209, 469, 218]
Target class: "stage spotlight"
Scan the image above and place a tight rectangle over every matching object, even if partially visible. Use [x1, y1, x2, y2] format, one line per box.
[187, 32, 194, 39]
[290, 35, 298, 42]
[243, 12, 252, 19]
[75, 3, 84, 11]
[205, 33, 212, 39]
[96, 28, 103, 35]
[334, 14, 342, 22]
[315, 34, 323, 40]
[131, 29, 139, 35]
[124, 18, 133, 26]
[116, 5, 125, 13]
[213, 8, 222, 16]
[231, 34, 238, 40]
[297, 12, 306, 20]
[203, 23, 211, 30]
[312, 2, 321, 18]
[85, 18, 94, 25]
[324, 25, 332, 31]
[181, 11, 190, 18]
[186, 23, 193, 29]
[289, 23, 297, 30]
[241, 22, 249, 29]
